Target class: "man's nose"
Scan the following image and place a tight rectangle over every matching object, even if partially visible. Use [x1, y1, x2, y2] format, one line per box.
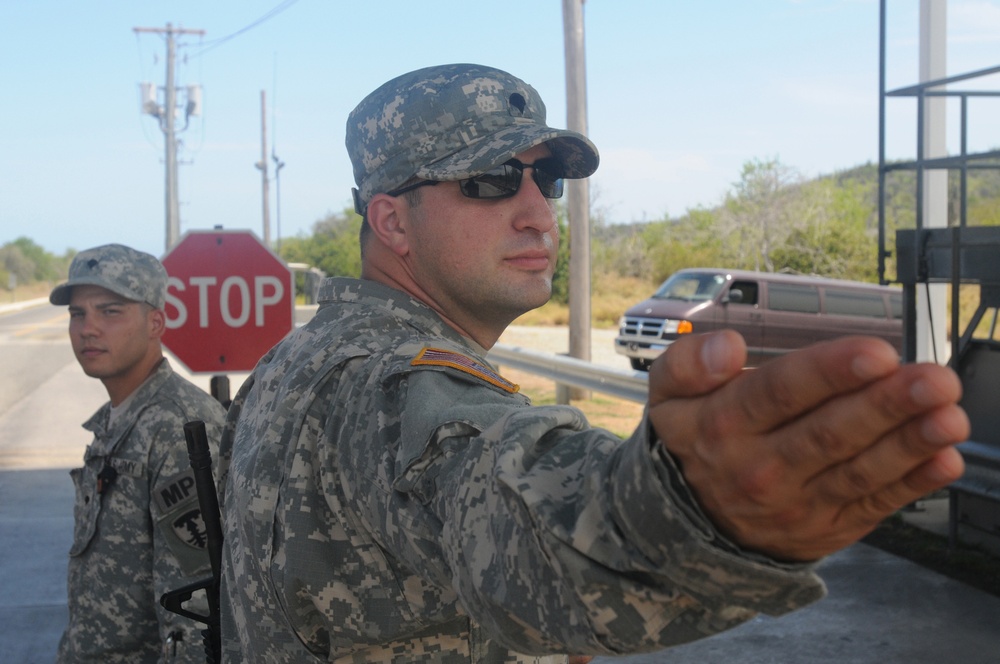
[73, 314, 98, 337]
[512, 167, 557, 232]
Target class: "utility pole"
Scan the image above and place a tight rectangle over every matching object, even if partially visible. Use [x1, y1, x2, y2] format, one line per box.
[562, 0, 592, 400]
[256, 90, 271, 246]
[135, 23, 205, 251]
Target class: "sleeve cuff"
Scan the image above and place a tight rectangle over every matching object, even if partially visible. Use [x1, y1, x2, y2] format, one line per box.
[609, 417, 827, 616]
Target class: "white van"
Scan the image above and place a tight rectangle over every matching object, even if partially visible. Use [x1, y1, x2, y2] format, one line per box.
[615, 268, 903, 370]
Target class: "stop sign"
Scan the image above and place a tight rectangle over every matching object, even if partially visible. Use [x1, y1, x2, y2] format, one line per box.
[162, 229, 293, 373]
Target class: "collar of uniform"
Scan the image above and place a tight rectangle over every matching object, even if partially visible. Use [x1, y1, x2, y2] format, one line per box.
[82, 358, 175, 440]
[314, 277, 489, 357]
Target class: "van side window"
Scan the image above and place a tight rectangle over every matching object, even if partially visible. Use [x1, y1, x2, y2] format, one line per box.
[728, 280, 759, 305]
[768, 284, 820, 314]
[825, 289, 888, 318]
[890, 293, 903, 320]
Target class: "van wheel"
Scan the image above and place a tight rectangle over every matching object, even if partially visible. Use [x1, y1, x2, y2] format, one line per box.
[630, 358, 650, 372]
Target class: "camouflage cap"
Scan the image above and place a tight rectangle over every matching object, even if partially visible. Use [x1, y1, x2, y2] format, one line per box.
[50, 243, 168, 309]
[346, 63, 600, 213]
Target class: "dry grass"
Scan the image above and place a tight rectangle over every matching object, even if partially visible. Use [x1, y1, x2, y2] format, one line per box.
[514, 274, 657, 328]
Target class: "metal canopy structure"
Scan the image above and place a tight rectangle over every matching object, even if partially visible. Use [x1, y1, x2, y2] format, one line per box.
[878, 1, 1000, 550]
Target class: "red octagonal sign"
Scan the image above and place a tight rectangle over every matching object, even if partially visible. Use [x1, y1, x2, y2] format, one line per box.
[162, 229, 293, 373]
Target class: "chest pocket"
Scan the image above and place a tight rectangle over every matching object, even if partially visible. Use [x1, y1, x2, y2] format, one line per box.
[68, 455, 145, 557]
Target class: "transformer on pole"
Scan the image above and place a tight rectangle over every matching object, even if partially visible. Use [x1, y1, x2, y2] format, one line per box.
[134, 23, 206, 252]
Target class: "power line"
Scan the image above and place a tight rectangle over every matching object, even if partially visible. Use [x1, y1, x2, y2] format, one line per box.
[189, 0, 302, 59]
[134, 24, 206, 251]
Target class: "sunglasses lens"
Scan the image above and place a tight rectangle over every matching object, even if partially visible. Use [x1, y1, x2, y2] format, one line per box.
[458, 158, 566, 200]
[530, 158, 564, 199]
[460, 165, 520, 199]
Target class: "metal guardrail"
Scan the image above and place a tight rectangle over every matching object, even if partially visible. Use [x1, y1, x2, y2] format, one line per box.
[487, 343, 648, 403]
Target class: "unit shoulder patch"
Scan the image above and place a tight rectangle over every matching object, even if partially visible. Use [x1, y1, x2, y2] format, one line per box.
[412, 347, 519, 394]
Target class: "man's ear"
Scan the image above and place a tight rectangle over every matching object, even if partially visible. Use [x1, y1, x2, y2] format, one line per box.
[366, 194, 411, 257]
[148, 307, 166, 340]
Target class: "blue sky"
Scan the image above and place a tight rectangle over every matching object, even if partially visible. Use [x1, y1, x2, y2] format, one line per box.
[2, 0, 999, 259]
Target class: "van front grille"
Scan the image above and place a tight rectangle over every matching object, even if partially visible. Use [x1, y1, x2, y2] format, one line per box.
[620, 317, 666, 339]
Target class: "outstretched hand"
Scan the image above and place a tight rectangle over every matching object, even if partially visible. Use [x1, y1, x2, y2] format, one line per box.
[648, 330, 968, 562]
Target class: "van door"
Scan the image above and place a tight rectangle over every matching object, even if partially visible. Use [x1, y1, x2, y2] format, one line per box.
[761, 282, 822, 361]
[720, 279, 764, 365]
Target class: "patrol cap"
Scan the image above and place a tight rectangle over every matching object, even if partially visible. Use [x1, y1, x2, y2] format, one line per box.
[50, 243, 168, 309]
[346, 63, 600, 214]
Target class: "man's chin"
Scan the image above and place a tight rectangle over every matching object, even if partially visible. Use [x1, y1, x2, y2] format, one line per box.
[75, 358, 109, 380]
[521, 282, 553, 312]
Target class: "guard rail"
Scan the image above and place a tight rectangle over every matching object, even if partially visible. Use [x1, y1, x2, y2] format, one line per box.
[487, 343, 648, 403]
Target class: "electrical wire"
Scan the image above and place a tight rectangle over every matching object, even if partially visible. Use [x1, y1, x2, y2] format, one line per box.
[133, 31, 163, 150]
[188, 0, 302, 59]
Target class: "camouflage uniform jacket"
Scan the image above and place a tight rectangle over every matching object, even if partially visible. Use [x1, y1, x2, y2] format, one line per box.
[57, 358, 227, 663]
[218, 278, 826, 663]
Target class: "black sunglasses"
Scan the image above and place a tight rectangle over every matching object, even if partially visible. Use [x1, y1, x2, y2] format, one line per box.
[387, 157, 565, 201]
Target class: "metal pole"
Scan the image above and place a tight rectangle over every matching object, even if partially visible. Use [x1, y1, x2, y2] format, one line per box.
[164, 25, 180, 250]
[878, 0, 887, 285]
[917, 0, 948, 364]
[562, 0, 592, 401]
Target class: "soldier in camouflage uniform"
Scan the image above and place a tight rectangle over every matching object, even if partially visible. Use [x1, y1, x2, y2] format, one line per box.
[50, 244, 228, 663]
[218, 64, 969, 662]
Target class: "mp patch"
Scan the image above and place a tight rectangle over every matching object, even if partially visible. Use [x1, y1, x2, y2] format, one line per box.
[154, 469, 212, 575]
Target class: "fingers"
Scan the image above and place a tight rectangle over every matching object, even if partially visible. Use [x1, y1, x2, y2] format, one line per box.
[648, 330, 747, 404]
[808, 398, 969, 504]
[651, 335, 906, 458]
[885, 446, 966, 504]
[775, 359, 967, 482]
[713, 335, 904, 436]
[645, 332, 970, 561]
[786, 448, 966, 560]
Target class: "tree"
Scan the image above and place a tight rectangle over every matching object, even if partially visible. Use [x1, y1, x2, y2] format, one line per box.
[770, 179, 878, 282]
[0, 237, 70, 286]
[716, 158, 804, 272]
[592, 221, 654, 281]
[280, 208, 363, 279]
[645, 208, 724, 283]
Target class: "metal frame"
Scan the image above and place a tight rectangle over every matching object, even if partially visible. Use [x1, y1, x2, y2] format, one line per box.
[879, 0, 1000, 549]
[878, 1, 1000, 291]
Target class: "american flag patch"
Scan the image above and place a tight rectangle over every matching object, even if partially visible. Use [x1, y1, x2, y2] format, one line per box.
[412, 347, 520, 393]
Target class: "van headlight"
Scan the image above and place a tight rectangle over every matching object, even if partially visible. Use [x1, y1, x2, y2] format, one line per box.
[662, 319, 693, 336]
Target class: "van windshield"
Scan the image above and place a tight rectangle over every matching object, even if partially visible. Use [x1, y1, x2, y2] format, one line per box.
[652, 272, 727, 302]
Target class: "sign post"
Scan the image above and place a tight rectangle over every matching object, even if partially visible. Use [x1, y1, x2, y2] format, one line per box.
[162, 229, 293, 373]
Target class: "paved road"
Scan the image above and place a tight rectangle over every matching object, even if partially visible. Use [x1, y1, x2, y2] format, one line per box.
[3, 300, 1000, 663]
